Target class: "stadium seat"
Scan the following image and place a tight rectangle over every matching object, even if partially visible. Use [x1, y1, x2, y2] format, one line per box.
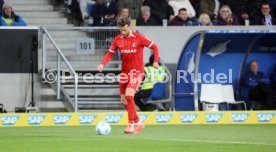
[222, 85, 247, 110]
[151, 82, 166, 100]
[141, 82, 166, 104]
[200, 84, 226, 111]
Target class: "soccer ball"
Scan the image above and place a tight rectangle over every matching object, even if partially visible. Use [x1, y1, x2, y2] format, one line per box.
[96, 121, 111, 135]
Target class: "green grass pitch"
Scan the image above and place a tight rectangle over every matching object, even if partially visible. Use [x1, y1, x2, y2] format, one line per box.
[0, 125, 275, 152]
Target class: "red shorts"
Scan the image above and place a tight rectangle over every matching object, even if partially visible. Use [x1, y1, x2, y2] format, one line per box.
[119, 70, 144, 95]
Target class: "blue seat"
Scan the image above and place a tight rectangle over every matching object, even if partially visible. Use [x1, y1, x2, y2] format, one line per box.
[141, 82, 166, 104]
[149, 82, 166, 100]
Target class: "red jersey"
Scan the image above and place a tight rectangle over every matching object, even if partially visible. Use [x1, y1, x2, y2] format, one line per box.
[101, 32, 159, 73]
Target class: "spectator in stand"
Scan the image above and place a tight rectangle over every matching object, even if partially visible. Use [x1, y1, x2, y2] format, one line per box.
[78, 0, 96, 24]
[168, 0, 196, 18]
[219, 0, 269, 25]
[189, 0, 200, 17]
[137, 6, 159, 26]
[120, 7, 130, 18]
[252, 2, 276, 25]
[91, 0, 118, 26]
[0, 3, 26, 26]
[198, 13, 213, 26]
[114, 7, 129, 20]
[143, 0, 175, 25]
[117, 0, 142, 19]
[70, 0, 83, 26]
[243, 60, 276, 110]
[213, 5, 239, 26]
[168, 8, 198, 26]
[199, 0, 220, 20]
[0, 0, 4, 16]
[269, 0, 276, 15]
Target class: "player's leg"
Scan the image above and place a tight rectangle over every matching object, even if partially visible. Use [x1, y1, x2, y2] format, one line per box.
[125, 71, 145, 134]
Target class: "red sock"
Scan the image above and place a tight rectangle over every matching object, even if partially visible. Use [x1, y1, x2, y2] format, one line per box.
[125, 96, 139, 123]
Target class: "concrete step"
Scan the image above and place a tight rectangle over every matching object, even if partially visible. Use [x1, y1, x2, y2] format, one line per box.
[78, 101, 121, 104]
[24, 17, 67, 25]
[39, 101, 65, 108]
[77, 104, 124, 109]
[46, 49, 108, 57]
[46, 62, 99, 71]
[10, 0, 50, 5]
[39, 24, 75, 27]
[45, 61, 120, 71]
[18, 11, 63, 18]
[47, 55, 101, 62]
[12, 5, 54, 12]
[65, 88, 119, 96]
[49, 31, 88, 38]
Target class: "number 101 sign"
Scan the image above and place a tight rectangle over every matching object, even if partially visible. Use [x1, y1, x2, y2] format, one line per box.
[75, 38, 95, 54]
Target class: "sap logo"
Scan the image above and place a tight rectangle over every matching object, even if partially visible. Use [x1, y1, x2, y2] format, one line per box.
[205, 114, 223, 123]
[79, 114, 97, 125]
[138, 114, 149, 123]
[105, 114, 123, 124]
[180, 114, 198, 123]
[2, 116, 20, 126]
[28, 115, 46, 125]
[155, 114, 173, 123]
[257, 113, 275, 122]
[232, 113, 249, 122]
[53, 115, 72, 125]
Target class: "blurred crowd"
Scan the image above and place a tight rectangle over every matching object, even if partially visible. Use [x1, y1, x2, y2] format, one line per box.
[63, 0, 276, 26]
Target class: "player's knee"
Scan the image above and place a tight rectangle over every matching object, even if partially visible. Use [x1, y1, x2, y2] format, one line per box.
[125, 88, 136, 96]
[125, 96, 134, 101]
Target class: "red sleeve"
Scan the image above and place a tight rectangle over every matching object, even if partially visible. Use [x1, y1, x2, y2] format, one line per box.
[140, 35, 159, 63]
[101, 40, 117, 66]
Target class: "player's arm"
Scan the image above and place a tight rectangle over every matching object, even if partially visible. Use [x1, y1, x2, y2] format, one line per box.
[97, 41, 117, 72]
[141, 35, 159, 68]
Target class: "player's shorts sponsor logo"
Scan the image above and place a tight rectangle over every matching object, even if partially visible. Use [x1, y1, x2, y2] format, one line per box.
[257, 113, 275, 122]
[1, 116, 20, 126]
[205, 114, 223, 123]
[53, 115, 72, 125]
[79, 114, 97, 125]
[180, 114, 198, 123]
[138, 114, 149, 123]
[231, 113, 250, 122]
[155, 114, 173, 123]
[28, 115, 46, 125]
[105, 114, 124, 124]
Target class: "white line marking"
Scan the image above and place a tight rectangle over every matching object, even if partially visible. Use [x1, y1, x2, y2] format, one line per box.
[134, 137, 276, 146]
[0, 136, 275, 147]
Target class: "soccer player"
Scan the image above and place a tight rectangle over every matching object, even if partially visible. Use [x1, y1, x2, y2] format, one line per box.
[97, 17, 159, 134]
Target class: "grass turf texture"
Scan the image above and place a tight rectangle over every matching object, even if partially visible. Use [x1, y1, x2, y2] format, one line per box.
[0, 125, 275, 152]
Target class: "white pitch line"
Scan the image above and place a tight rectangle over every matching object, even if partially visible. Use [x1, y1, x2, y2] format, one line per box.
[133, 137, 276, 147]
[0, 136, 276, 147]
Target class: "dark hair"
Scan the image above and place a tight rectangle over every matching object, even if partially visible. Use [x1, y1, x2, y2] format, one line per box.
[149, 55, 161, 65]
[117, 16, 131, 27]
[261, 2, 270, 8]
[249, 60, 257, 66]
[178, 8, 187, 14]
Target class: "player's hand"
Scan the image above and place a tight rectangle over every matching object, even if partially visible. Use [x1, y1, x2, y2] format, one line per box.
[153, 62, 159, 69]
[97, 64, 104, 72]
[120, 96, 127, 105]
